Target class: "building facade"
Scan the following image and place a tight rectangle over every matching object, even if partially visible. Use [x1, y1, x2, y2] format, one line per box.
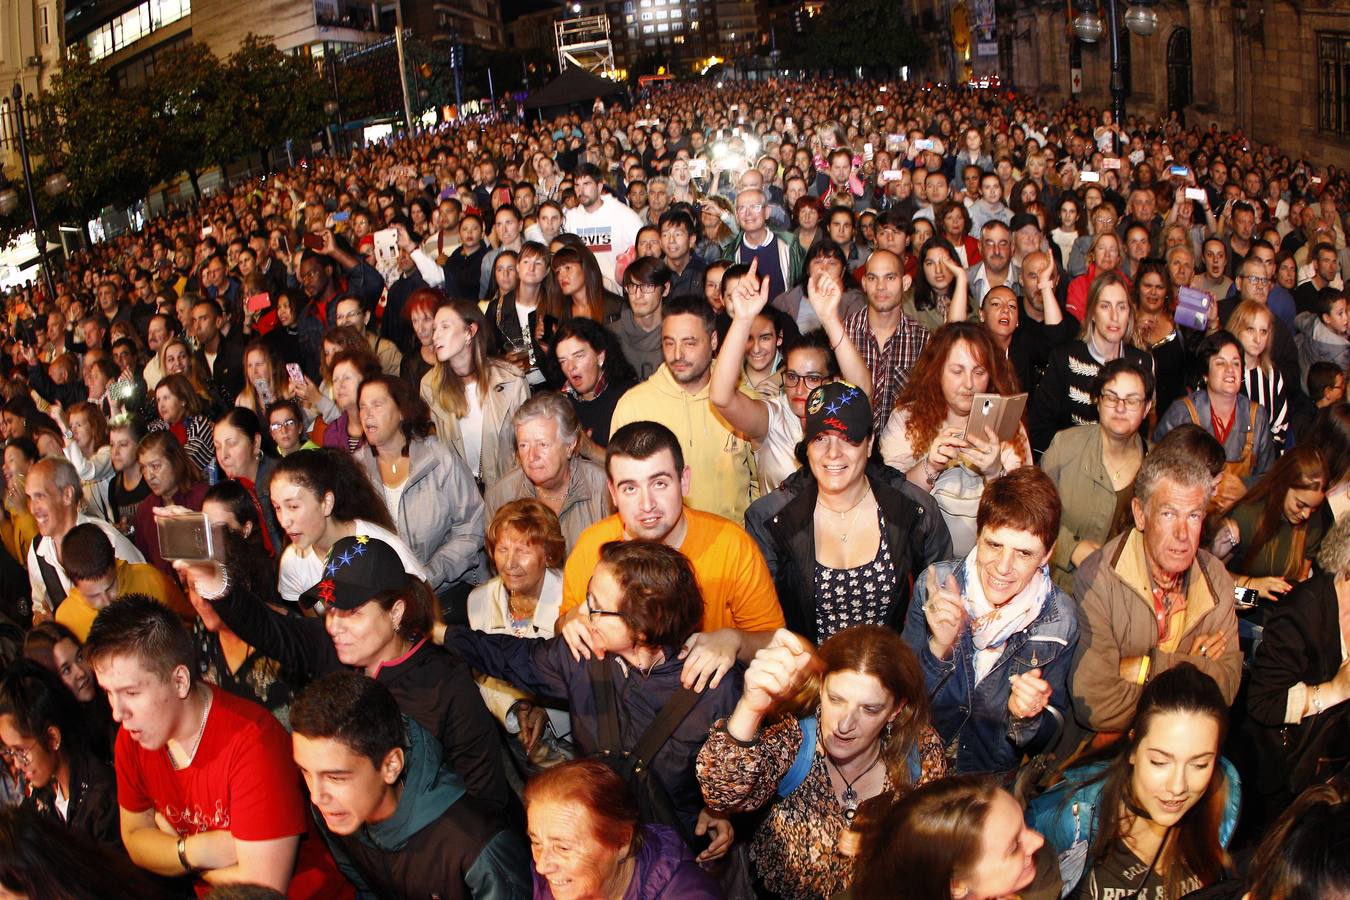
[0, 0, 64, 172]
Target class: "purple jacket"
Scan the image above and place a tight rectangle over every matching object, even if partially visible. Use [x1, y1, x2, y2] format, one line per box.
[532, 824, 722, 899]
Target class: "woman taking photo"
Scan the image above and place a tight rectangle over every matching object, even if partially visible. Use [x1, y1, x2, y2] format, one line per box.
[713, 260, 873, 493]
[1213, 445, 1330, 604]
[1028, 664, 1240, 899]
[1041, 359, 1154, 591]
[147, 373, 216, 472]
[902, 468, 1079, 776]
[446, 539, 741, 846]
[356, 373, 486, 606]
[696, 625, 946, 900]
[1130, 259, 1187, 416]
[235, 340, 290, 415]
[174, 532, 515, 820]
[880, 323, 1031, 555]
[1030, 271, 1152, 456]
[1154, 331, 1275, 496]
[131, 431, 209, 577]
[1226, 299, 1290, 453]
[320, 349, 381, 454]
[421, 295, 530, 487]
[525, 759, 720, 900]
[550, 245, 622, 324]
[213, 406, 282, 553]
[0, 662, 118, 848]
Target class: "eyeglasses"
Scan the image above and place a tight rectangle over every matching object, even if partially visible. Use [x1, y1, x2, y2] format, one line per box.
[1241, 275, 1271, 286]
[0, 741, 37, 765]
[624, 283, 662, 296]
[583, 594, 627, 620]
[1100, 390, 1146, 410]
[736, 204, 764, 214]
[784, 371, 828, 389]
[269, 418, 299, 432]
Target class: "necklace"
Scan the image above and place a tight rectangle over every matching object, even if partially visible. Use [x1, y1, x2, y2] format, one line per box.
[826, 749, 883, 822]
[167, 686, 212, 771]
[817, 492, 871, 545]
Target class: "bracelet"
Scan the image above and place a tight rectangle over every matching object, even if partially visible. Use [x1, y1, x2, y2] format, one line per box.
[177, 835, 193, 874]
[1313, 684, 1324, 716]
[197, 566, 232, 602]
[924, 459, 940, 486]
[1136, 655, 1151, 685]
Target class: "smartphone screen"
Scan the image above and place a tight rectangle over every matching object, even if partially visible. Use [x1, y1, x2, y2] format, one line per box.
[287, 363, 305, 386]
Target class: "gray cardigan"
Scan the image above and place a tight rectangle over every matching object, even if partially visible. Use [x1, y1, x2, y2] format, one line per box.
[356, 436, 488, 593]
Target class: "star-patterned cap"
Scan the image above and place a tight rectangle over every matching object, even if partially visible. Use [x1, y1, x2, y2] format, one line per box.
[298, 535, 409, 612]
[803, 381, 872, 445]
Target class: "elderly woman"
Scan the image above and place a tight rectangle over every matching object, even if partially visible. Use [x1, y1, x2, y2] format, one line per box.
[696, 625, 947, 900]
[482, 392, 610, 554]
[902, 467, 1078, 776]
[525, 759, 720, 900]
[1066, 231, 1127, 323]
[131, 431, 209, 578]
[1041, 359, 1154, 591]
[446, 539, 741, 849]
[355, 373, 486, 607]
[1246, 515, 1350, 813]
[1154, 330, 1275, 499]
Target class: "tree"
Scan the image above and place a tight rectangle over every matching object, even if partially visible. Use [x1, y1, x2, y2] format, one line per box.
[31, 44, 157, 223]
[224, 35, 328, 170]
[146, 42, 234, 199]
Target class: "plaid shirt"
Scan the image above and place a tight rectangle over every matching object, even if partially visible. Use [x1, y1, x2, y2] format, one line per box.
[844, 306, 930, 432]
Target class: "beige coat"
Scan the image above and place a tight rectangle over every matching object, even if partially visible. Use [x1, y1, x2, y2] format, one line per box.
[420, 359, 530, 486]
[1070, 529, 1241, 733]
[1041, 423, 1144, 592]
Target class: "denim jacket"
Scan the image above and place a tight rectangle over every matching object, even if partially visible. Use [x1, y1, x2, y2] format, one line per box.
[901, 558, 1079, 775]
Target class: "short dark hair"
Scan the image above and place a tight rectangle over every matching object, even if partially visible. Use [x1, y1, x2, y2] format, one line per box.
[657, 209, 696, 236]
[291, 671, 405, 769]
[976, 466, 1061, 552]
[1092, 357, 1156, 402]
[60, 524, 116, 584]
[660, 293, 716, 332]
[85, 594, 194, 682]
[623, 256, 671, 288]
[189, 297, 224, 319]
[598, 540, 703, 647]
[1314, 286, 1348, 319]
[0, 661, 82, 749]
[1308, 360, 1344, 401]
[606, 421, 685, 478]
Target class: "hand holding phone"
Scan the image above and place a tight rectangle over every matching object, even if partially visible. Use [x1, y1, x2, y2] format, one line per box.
[286, 363, 306, 387]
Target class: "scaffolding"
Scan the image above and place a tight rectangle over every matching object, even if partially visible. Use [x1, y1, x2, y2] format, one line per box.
[555, 14, 616, 76]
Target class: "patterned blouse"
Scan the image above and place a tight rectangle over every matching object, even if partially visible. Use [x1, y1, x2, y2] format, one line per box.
[697, 715, 948, 900]
[814, 511, 897, 641]
[193, 619, 300, 730]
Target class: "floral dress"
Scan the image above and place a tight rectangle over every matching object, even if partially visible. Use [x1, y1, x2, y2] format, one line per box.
[697, 715, 947, 900]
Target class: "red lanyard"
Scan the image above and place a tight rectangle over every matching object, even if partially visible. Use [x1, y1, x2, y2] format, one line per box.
[1210, 404, 1235, 446]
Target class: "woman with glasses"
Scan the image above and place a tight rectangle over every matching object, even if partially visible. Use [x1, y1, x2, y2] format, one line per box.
[1041, 359, 1154, 591]
[713, 260, 872, 493]
[1155, 331, 1275, 505]
[265, 398, 318, 456]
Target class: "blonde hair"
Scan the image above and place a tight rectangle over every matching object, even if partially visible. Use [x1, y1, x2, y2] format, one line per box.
[1225, 300, 1274, 373]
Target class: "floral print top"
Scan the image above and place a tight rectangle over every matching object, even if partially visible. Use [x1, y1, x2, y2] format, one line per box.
[697, 715, 948, 900]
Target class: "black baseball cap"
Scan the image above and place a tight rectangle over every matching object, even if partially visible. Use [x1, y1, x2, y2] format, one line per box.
[299, 535, 409, 612]
[804, 382, 873, 444]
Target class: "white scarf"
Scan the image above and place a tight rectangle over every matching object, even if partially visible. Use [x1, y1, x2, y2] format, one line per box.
[960, 549, 1052, 684]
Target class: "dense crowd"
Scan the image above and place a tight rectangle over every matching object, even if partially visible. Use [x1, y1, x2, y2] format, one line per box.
[0, 75, 1347, 899]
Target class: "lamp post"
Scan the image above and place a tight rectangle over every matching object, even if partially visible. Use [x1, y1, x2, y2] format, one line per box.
[2, 84, 65, 299]
[1074, 0, 1157, 124]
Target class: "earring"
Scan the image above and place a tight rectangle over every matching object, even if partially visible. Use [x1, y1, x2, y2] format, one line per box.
[883, 719, 893, 742]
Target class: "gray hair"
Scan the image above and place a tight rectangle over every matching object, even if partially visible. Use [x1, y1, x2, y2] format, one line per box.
[1134, 444, 1216, 508]
[32, 457, 81, 508]
[512, 391, 581, 448]
[1165, 244, 1194, 266]
[1319, 516, 1350, 577]
[647, 175, 670, 190]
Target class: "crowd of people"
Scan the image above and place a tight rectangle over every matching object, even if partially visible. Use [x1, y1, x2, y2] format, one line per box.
[0, 74, 1347, 899]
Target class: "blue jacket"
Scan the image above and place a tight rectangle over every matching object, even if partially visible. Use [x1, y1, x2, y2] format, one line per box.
[901, 558, 1079, 775]
[1026, 759, 1242, 894]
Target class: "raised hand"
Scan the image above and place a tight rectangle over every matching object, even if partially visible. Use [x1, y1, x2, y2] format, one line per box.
[738, 630, 818, 720]
[726, 257, 771, 321]
[806, 268, 843, 323]
[924, 569, 967, 661]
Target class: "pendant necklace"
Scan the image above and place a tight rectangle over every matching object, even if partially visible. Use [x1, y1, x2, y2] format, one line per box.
[827, 750, 883, 822]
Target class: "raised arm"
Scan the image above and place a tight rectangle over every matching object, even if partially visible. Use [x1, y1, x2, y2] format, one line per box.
[805, 269, 873, 398]
[942, 255, 970, 324]
[710, 257, 772, 443]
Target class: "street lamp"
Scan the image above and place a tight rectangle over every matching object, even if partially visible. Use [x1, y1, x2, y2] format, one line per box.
[1072, 1, 1157, 123]
[8, 83, 65, 299]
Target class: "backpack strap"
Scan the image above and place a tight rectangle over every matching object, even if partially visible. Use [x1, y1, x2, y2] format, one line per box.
[1182, 395, 1200, 426]
[630, 685, 701, 771]
[32, 536, 67, 608]
[777, 716, 818, 798]
[587, 659, 622, 756]
[907, 742, 922, 784]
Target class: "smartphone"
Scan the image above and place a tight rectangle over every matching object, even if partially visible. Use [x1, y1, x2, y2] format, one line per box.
[879, 85, 888, 93]
[331, 211, 351, 223]
[881, 169, 904, 183]
[253, 378, 275, 407]
[246, 292, 271, 314]
[200, 226, 214, 239]
[886, 133, 905, 151]
[1184, 187, 1207, 202]
[964, 393, 1028, 443]
[1234, 586, 1259, 609]
[1101, 157, 1121, 170]
[689, 159, 708, 178]
[863, 142, 874, 161]
[914, 139, 935, 152]
[1169, 165, 1190, 178]
[286, 363, 305, 387]
[302, 232, 324, 252]
[1311, 176, 1323, 185]
[1176, 287, 1213, 330]
[157, 513, 227, 563]
[541, 314, 560, 345]
[1079, 171, 1101, 183]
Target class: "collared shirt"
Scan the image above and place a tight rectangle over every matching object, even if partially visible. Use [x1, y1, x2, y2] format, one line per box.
[844, 306, 931, 431]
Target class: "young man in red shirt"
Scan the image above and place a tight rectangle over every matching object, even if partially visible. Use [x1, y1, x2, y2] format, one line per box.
[86, 594, 352, 898]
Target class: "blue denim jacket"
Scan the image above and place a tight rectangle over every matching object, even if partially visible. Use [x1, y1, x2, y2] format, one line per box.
[901, 558, 1079, 776]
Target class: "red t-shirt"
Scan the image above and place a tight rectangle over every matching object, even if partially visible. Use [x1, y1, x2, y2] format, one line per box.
[115, 687, 352, 899]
